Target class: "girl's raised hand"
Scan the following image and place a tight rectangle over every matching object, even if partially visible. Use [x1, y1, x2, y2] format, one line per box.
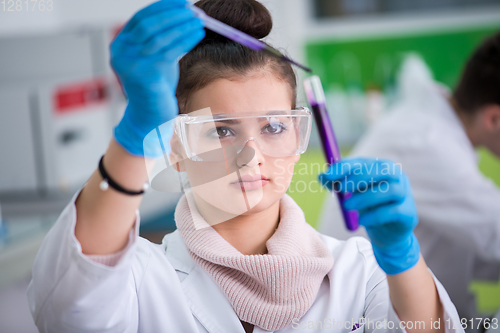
[111, 0, 205, 157]
[319, 157, 421, 275]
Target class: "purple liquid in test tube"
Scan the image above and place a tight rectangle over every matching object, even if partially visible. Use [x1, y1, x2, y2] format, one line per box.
[304, 76, 359, 231]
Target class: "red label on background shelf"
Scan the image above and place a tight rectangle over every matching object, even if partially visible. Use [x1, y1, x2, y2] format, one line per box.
[54, 79, 108, 113]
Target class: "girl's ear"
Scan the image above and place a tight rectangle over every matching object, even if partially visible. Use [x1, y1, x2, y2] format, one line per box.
[171, 159, 186, 172]
[169, 134, 187, 172]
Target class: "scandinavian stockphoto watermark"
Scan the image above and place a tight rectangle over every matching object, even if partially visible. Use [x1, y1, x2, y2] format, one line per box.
[274, 158, 403, 195]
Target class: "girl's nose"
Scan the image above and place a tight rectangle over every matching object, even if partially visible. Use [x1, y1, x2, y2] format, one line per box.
[236, 138, 264, 168]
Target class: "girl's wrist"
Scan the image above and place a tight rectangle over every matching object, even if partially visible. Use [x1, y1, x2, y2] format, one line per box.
[103, 138, 156, 192]
[372, 233, 421, 275]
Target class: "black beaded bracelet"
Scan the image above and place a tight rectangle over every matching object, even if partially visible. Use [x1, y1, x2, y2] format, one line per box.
[98, 155, 149, 196]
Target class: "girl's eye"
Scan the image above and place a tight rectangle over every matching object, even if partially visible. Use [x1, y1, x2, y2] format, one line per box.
[207, 126, 233, 138]
[263, 122, 287, 135]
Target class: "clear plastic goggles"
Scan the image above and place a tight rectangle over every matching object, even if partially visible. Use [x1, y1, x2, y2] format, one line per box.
[176, 107, 312, 161]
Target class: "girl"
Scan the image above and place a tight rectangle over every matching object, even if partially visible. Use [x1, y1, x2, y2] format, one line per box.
[28, 0, 463, 332]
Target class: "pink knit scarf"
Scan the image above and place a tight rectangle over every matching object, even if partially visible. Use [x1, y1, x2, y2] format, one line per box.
[175, 193, 334, 331]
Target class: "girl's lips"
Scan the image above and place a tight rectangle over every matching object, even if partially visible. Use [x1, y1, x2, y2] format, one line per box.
[230, 174, 269, 190]
[230, 179, 269, 191]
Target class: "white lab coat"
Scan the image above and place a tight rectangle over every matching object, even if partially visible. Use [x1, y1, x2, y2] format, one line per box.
[318, 60, 500, 323]
[28, 192, 464, 333]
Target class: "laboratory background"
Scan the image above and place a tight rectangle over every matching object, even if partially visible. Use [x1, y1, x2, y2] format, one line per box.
[1, 0, 500, 332]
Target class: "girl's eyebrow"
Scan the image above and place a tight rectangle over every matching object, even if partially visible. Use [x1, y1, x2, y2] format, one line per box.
[213, 119, 240, 124]
[213, 117, 284, 124]
[212, 111, 290, 123]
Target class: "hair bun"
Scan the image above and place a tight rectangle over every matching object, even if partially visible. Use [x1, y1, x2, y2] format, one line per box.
[195, 0, 273, 41]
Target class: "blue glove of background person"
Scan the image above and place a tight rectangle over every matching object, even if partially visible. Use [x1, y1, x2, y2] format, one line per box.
[111, 0, 205, 157]
[319, 157, 421, 275]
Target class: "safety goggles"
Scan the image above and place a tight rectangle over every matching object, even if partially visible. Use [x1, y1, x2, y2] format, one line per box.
[174, 107, 312, 161]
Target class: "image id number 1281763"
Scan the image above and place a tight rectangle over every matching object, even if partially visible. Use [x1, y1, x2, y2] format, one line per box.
[1, 0, 53, 11]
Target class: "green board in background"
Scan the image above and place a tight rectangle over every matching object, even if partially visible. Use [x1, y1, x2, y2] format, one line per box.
[305, 26, 500, 91]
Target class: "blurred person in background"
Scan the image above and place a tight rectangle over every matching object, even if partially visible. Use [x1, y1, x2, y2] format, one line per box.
[319, 32, 500, 329]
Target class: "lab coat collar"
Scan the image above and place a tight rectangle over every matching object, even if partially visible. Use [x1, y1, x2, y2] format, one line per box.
[164, 231, 249, 333]
[163, 230, 195, 275]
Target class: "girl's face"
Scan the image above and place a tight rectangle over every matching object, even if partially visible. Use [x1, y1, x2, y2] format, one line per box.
[172, 73, 300, 224]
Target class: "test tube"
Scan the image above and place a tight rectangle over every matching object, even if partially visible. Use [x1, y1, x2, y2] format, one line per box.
[304, 76, 359, 231]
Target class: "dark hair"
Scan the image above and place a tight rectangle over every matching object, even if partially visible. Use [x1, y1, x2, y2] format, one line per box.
[453, 32, 500, 114]
[176, 0, 297, 113]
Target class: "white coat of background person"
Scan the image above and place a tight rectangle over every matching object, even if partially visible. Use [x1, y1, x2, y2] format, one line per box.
[319, 33, 500, 329]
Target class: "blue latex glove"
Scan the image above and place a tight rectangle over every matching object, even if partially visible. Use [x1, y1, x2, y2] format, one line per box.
[111, 0, 205, 157]
[319, 157, 421, 275]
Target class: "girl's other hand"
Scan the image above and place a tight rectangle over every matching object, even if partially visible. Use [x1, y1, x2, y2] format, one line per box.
[319, 157, 421, 275]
